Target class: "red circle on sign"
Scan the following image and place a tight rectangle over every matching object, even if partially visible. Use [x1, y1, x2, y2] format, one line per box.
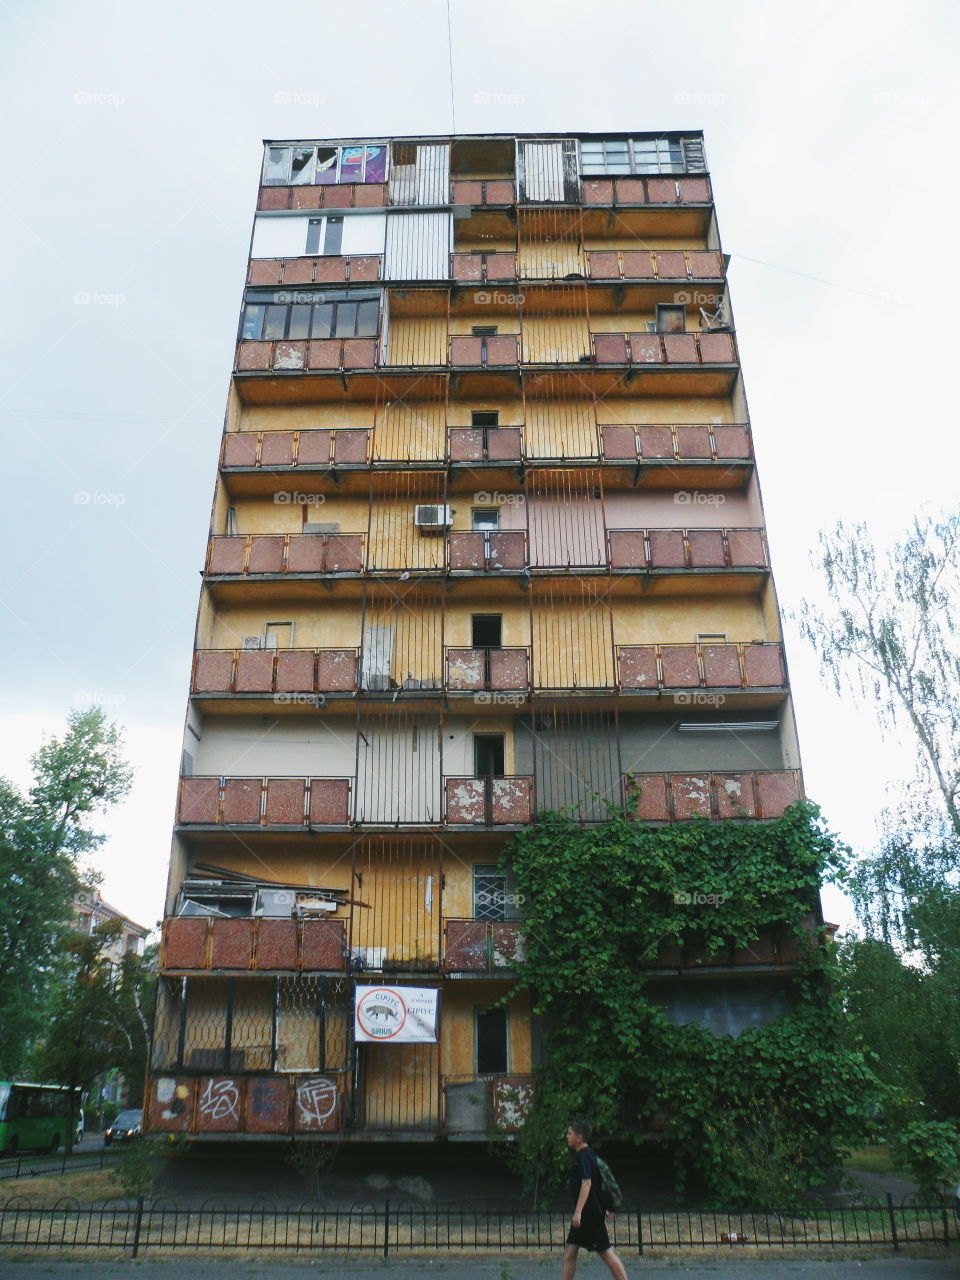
[358, 987, 408, 1039]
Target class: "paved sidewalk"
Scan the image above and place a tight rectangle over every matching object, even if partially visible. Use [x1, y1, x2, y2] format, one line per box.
[0, 1257, 958, 1278]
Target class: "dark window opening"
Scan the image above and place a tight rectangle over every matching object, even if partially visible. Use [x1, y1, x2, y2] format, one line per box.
[474, 734, 505, 778]
[476, 1007, 508, 1075]
[472, 325, 498, 337]
[471, 411, 500, 426]
[472, 615, 502, 648]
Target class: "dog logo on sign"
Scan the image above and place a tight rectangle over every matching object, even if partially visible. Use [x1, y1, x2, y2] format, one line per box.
[356, 987, 407, 1039]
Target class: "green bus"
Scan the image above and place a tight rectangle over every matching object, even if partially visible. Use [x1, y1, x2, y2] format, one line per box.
[0, 1082, 81, 1155]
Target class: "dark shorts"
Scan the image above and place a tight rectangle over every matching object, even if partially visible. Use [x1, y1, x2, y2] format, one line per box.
[566, 1208, 611, 1253]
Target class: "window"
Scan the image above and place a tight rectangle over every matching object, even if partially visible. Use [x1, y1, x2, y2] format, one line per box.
[476, 1007, 508, 1075]
[305, 217, 344, 256]
[472, 507, 499, 557]
[656, 303, 686, 334]
[473, 862, 521, 922]
[474, 733, 505, 778]
[472, 615, 502, 648]
[579, 136, 705, 176]
[471, 411, 500, 426]
[240, 290, 381, 342]
[472, 325, 498, 337]
[262, 143, 388, 187]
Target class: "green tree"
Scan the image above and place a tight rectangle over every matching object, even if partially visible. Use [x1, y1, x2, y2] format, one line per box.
[0, 708, 132, 1076]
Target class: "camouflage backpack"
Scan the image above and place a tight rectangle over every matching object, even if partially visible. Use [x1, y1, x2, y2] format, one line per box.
[595, 1155, 624, 1212]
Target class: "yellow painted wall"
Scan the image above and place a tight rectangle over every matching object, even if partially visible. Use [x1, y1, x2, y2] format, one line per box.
[441, 984, 532, 1077]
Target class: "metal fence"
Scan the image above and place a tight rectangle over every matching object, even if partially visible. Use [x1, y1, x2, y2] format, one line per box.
[0, 1195, 958, 1257]
[0, 1150, 118, 1182]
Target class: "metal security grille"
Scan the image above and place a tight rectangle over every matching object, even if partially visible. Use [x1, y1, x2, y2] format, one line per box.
[473, 864, 507, 922]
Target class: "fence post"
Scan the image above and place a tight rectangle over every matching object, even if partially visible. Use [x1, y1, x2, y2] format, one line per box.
[131, 1196, 145, 1259]
[637, 1206, 644, 1257]
[383, 1199, 389, 1259]
[886, 1192, 899, 1252]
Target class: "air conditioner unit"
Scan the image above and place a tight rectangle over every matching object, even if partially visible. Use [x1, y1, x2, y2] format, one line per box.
[414, 504, 453, 532]
[295, 892, 339, 915]
[257, 888, 296, 917]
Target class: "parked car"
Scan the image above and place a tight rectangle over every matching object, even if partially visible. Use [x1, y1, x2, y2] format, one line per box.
[104, 1109, 142, 1146]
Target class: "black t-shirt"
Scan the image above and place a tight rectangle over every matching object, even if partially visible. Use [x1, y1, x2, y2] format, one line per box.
[568, 1145, 602, 1213]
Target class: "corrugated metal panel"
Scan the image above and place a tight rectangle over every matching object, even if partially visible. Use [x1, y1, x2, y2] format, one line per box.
[519, 141, 565, 202]
[415, 144, 449, 204]
[384, 212, 452, 280]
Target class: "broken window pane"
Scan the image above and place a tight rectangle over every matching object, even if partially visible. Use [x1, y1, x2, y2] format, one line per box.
[290, 147, 316, 185]
[315, 147, 338, 185]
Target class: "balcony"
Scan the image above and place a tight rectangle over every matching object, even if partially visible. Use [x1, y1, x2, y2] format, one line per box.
[592, 330, 737, 366]
[451, 251, 518, 282]
[448, 334, 519, 367]
[451, 179, 516, 205]
[586, 249, 723, 282]
[193, 648, 359, 696]
[177, 776, 352, 827]
[447, 425, 523, 464]
[581, 174, 712, 206]
[607, 527, 768, 571]
[442, 919, 523, 972]
[445, 647, 530, 693]
[222, 429, 370, 469]
[161, 916, 346, 972]
[206, 534, 364, 577]
[617, 642, 785, 691]
[628, 770, 802, 821]
[235, 337, 379, 373]
[600, 423, 751, 464]
[247, 256, 381, 288]
[444, 776, 534, 825]
[447, 531, 527, 572]
[258, 182, 388, 211]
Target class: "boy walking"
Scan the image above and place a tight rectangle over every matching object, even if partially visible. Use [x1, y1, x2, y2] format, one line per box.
[563, 1120, 630, 1279]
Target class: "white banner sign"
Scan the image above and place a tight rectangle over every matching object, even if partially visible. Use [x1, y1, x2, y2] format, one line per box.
[354, 985, 439, 1044]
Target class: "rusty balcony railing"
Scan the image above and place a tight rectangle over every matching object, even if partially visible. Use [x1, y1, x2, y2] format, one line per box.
[447, 530, 528, 572]
[450, 251, 518, 282]
[587, 249, 723, 282]
[617, 642, 785, 691]
[177, 776, 352, 827]
[160, 916, 347, 973]
[246, 255, 382, 288]
[206, 534, 365, 577]
[235, 336, 379, 374]
[221, 429, 370, 469]
[626, 770, 802, 822]
[581, 173, 712, 206]
[606, 527, 768, 571]
[448, 334, 520, 367]
[447, 425, 523, 463]
[442, 919, 524, 972]
[444, 776, 534, 825]
[600, 423, 751, 463]
[592, 330, 737, 366]
[445, 647, 530, 693]
[451, 178, 516, 205]
[192, 648, 360, 696]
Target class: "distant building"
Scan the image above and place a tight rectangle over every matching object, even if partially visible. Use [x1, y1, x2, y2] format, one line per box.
[74, 890, 149, 967]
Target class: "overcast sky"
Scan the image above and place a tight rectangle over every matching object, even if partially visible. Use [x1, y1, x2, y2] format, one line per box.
[1, 0, 956, 931]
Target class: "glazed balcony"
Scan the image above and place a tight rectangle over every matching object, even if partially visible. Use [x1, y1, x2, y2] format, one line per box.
[161, 916, 346, 973]
[628, 770, 802, 821]
[442, 919, 524, 972]
[177, 776, 352, 827]
[444, 776, 534, 825]
[617, 642, 785, 691]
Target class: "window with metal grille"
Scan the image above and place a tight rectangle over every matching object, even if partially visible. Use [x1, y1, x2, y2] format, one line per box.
[474, 863, 507, 921]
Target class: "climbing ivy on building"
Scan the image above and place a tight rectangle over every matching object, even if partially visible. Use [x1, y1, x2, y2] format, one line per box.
[502, 802, 880, 1207]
